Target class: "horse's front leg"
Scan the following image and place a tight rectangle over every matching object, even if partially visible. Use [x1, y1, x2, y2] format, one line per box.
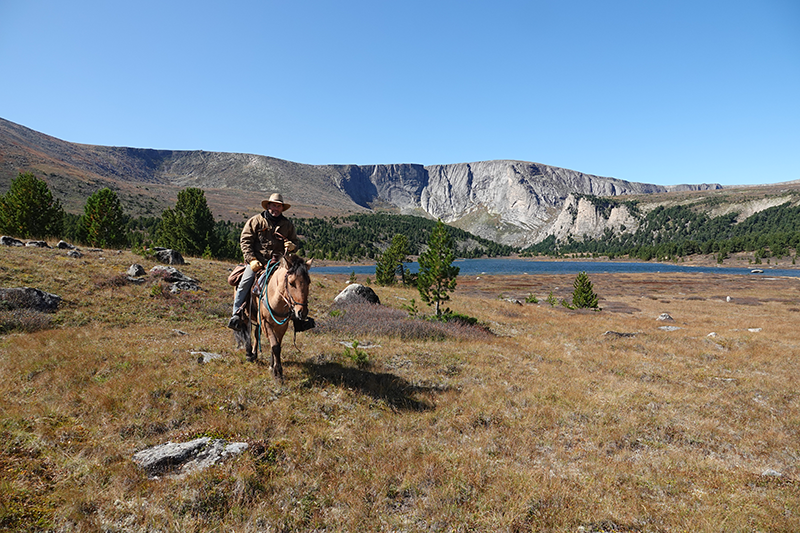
[270, 343, 282, 380]
[263, 322, 289, 380]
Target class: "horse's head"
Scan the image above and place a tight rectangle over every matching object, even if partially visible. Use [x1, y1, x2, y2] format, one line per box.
[281, 254, 312, 321]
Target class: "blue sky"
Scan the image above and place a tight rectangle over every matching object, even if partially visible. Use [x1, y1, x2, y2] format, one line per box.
[1, 0, 798, 186]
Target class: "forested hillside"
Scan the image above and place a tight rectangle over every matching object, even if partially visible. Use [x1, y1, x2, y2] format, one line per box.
[526, 201, 800, 263]
[295, 213, 516, 260]
[60, 211, 515, 262]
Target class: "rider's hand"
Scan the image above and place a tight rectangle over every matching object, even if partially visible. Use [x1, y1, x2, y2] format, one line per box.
[249, 260, 263, 272]
[284, 241, 297, 254]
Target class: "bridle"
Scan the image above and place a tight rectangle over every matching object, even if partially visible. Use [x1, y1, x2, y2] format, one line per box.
[260, 258, 308, 325]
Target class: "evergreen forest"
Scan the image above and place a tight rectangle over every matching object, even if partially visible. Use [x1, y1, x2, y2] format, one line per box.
[524, 200, 800, 263]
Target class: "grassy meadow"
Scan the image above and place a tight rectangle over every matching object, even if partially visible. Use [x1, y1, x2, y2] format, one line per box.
[1, 245, 799, 532]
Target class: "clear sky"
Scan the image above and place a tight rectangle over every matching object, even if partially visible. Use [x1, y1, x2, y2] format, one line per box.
[1, 0, 798, 186]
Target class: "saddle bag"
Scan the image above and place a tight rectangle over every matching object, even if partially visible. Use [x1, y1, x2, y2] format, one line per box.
[227, 264, 247, 287]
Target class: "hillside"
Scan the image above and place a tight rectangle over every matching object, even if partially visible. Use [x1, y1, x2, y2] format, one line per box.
[1, 117, 724, 247]
[1, 244, 798, 531]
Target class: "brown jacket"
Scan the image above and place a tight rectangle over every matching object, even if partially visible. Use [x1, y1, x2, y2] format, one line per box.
[240, 211, 298, 265]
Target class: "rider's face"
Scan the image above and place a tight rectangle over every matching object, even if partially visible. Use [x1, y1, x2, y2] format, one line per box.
[267, 202, 284, 217]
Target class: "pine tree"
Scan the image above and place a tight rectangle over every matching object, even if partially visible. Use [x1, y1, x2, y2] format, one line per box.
[82, 188, 127, 248]
[417, 219, 460, 316]
[0, 172, 64, 239]
[375, 234, 409, 286]
[157, 188, 218, 257]
[571, 271, 599, 309]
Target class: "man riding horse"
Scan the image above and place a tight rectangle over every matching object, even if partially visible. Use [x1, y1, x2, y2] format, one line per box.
[228, 193, 299, 331]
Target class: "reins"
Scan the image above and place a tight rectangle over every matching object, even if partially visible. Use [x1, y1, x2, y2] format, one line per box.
[254, 257, 309, 355]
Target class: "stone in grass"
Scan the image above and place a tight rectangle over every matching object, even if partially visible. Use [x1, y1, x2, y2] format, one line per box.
[334, 283, 380, 305]
[132, 437, 249, 479]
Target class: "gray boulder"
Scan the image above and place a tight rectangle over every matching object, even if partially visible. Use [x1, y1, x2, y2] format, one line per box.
[67, 249, 83, 258]
[57, 240, 76, 250]
[1, 236, 24, 246]
[334, 283, 381, 305]
[169, 280, 201, 293]
[150, 266, 195, 283]
[0, 287, 61, 312]
[25, 240, 50, 248]
[127, 264, 146, 277]
[132, 437, 249, 478]
[154, 248, 185, 265]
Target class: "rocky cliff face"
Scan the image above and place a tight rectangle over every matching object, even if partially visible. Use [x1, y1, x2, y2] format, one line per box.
[544, 194, 640, 242]
[346, 160, 718, 247]
[0, 117, 722, 247]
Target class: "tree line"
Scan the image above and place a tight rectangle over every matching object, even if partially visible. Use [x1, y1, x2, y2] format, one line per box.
[524, 201, 800, 263]
[0, 172, 244, 260]
[294, 212, 516, 261]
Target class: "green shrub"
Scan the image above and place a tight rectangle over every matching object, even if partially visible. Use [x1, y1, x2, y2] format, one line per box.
[571, 271, 599, 309]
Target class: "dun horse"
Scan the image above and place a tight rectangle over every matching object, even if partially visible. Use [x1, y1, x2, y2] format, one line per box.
[233, 254, 312, 379]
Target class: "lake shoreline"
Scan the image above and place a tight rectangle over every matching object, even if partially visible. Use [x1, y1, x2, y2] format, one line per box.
[311, 252, 799, 271]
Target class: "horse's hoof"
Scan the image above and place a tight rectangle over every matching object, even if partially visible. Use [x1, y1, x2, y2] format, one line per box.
[246, 354, 257, 363]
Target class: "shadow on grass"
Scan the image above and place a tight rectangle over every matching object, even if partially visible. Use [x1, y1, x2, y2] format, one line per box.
[293, 360, 446, 412]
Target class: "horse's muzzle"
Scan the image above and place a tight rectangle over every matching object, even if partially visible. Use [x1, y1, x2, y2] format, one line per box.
[292, 304, 308, 322]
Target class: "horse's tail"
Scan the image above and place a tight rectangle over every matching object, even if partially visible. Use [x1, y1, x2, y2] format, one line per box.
[232, 327, 250, 350]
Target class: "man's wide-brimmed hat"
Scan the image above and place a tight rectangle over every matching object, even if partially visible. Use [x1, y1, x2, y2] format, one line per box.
[262, 193, 291, 211]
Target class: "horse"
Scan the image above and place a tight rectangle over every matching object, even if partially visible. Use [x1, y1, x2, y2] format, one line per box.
[233, 253, 312, 379]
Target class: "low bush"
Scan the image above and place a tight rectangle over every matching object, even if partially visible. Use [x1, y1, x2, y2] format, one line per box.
[319, 303, 490, 341]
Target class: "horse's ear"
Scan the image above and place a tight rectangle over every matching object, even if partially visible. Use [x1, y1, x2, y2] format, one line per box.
[305, 258, 313, 268]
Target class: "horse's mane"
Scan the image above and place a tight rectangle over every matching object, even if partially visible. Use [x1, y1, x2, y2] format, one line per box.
[284, 254, 310, 283]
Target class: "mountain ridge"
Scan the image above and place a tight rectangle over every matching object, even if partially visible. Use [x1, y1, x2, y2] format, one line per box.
[0, 116, 734, 247]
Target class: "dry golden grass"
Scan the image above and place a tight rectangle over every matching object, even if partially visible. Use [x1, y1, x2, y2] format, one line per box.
[1, 245, 799, 532]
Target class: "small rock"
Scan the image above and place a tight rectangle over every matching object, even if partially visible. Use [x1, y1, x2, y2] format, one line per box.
[57, 240, 76, 250]
[656, 313, 674, 321]
[0, 236, 24, 246]
[748, 328, 762, 333]
[127, 264, 146, 277]
[25, 240, 50, 248]
[658, 326, 681, 331]
[170, 281, 201, 293]
[193, 351, 223, 364]
[762, 469, 782, 478]
[707, 332, 717, 337]
[603, 331, 637, 338]
[726, 296, 732, 302]
[67, 249, 83, 258]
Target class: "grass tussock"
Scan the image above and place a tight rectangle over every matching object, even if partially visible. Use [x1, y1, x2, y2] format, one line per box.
[1, 245, 799, 531]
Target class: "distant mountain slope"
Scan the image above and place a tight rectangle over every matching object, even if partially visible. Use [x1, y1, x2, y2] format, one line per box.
[1, 117, 722, 246]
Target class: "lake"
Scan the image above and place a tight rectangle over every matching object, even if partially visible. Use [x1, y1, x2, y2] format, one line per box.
[313, 258, 800, 278]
